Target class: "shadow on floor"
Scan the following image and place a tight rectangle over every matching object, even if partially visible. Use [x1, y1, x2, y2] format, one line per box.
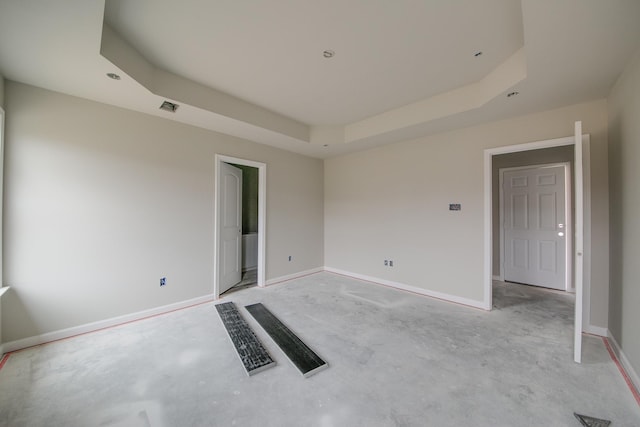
[492, 280, 573, 310]
[222, 269, 258, 296]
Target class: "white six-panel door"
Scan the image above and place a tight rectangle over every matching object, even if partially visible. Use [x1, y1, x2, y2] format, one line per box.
[219, 162, 243, 294]
[503, 165, 567, 290]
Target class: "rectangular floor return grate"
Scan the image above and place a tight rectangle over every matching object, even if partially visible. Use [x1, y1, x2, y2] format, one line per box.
[245, 303, 328, 378]
[216, 302, 276, 376]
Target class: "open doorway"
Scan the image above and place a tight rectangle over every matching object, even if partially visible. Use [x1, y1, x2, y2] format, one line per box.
[484, 130, 591, 362]
[226, 162, 260, 295]
[494, 145, 574, 292]
[214, 155, 266, 299]
[500, 163, 571, 291]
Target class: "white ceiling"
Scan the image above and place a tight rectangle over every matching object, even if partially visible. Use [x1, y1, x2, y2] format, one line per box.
[1, 0, 639, 158]
[104, 0, 524, 126]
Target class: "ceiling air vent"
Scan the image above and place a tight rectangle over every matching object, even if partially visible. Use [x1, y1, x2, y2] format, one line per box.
[159, 100, 179, 113]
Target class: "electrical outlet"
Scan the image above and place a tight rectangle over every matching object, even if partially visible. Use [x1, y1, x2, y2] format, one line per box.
[389, 260, 394, 267]
[384, 260, 388, 266]
[288, 255, 292, 261]
[160, 277, 166, 287]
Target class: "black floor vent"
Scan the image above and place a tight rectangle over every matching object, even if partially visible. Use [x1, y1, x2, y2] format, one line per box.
[574, 413, 611, 427]
[216, 302, 276, 376]
[245, 303, 327, 378]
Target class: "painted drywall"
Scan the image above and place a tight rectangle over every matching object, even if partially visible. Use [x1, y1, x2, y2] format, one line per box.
[608, 46, 640, 378]
[0, 77, 4, 346]
[1, 81, 324, 343]
[232, 164, 259, 234]
[325, 99, 609, 320]
[0, 74, 4, 107]
[492, 146, 574, 276]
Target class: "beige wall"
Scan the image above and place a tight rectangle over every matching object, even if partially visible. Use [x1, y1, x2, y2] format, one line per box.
[0, 77, 617, 345]
[608, 46, 640, 377]
[325, 100, 609, 325]
[2, 81, 324, 343]
[0, 74, 4, 108]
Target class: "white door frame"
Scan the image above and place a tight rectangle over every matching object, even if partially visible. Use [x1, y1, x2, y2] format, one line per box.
[483, 132, 591, 354]
[573, 122, 585, 363]
[0, 107, 4, 288]
[499, 162, 572, 291]
[214, 154, 267, 299]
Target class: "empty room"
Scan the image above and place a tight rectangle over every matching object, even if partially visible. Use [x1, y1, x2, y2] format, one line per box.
[1, 0, 640, 426]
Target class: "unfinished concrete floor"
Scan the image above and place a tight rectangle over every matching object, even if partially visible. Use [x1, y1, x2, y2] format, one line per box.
[0, 272, 638, 426]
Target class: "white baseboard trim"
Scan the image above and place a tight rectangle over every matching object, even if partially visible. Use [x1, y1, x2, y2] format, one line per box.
[265, 267, 324, 286]
[2, 294, 215, 354]
[607, 331, 640, 395]
[324, 267, 486, 310]
[584, 325, 608, 337]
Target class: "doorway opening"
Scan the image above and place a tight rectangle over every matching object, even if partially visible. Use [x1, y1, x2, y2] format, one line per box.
[214, 155, 266, 299]
[498, 160, 572, 292]
[226, 162, 259, 295]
